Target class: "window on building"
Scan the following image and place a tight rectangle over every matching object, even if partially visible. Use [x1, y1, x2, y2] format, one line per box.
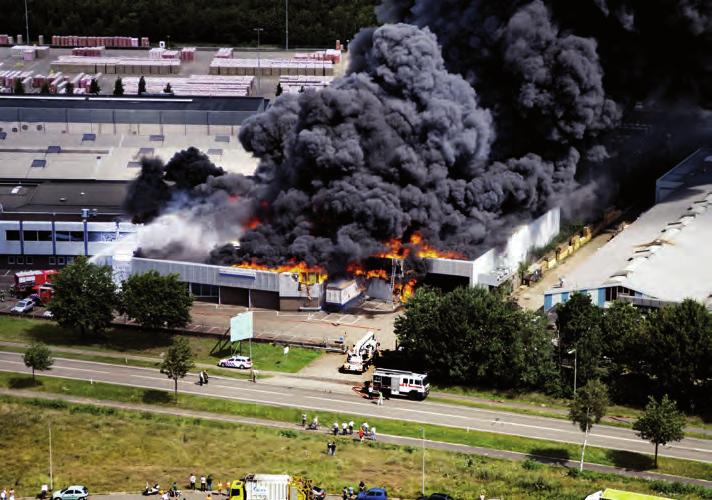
[5, 230, 20, 241]
[7, 256, 15, 265]
[55, 231, 70, 242]
[25, 256, 33, 264]
[38, 231, 52, 241]
[127, 161, 141, 168]
[88, 231, 117, 242]
[207, 148, 223, 156]
[215, 135, 230, 143]
[190, 283, 219, 297]
[22, 230, 38, 241]
[67, 256, 75, 264]
[31, 159, 46, 168]
[70, 231, 84, 242]
[46, 145, 62, 154]
[82, 133, 96, 142]
[0, 132, 6, 140]
[149, 134, 165, 142]
[57, 257, 65, 265]
[136, 147, 154, 158]
[48, 256, 56, 265]
[16, 256, 24, 265]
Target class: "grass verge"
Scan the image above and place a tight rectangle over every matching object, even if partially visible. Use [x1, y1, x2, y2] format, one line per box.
[0, 316, 320, 373]
[2, 396, 712, 500]
[1, 372, 710, 482]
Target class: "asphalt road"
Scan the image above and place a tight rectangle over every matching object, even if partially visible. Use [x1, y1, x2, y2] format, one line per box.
[1, 351, 711, 464]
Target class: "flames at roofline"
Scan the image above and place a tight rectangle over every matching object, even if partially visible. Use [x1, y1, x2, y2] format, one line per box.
[231, 232, 460, 303]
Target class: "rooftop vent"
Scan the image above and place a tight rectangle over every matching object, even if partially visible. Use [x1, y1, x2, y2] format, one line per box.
[149, 134, 164, 142]
[207, 148, 223, 156]
[82, 133, 96, 142]
[31, 159, 46, 168]
[46, 145, 61, 154]
[215, 135, 230, 143]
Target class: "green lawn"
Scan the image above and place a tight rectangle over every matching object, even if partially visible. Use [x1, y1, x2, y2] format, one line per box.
[2, 396, 711, 500]
[2, 372, 710, 483]
[0, 316, 320, 373]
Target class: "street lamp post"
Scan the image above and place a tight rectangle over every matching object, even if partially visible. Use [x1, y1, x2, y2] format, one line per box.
[568, 348, 577, 396]
[285, 0, 289, 50]
[254, 27, 264, 93]
[421, 428, 425, 495]
[48, 422, 53, 489]
[24, 0, 30, 43]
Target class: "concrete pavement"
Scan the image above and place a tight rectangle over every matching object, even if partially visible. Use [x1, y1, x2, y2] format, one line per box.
[1, 352, 711, 465]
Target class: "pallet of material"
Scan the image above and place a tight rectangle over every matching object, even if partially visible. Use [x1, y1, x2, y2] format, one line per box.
[209, 58, 333, 77]
[215, 47, 233, 58]
[121, 74, 255, 96]
[72, 46, 105, 56]
[52, 35, 148, 48]
[279, 75, 334, 94]
[294, 49, 341, 64]
[51, 56, 180, 75]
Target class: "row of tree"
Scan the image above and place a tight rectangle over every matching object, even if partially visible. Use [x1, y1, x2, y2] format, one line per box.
[49, 257, 193, 336]
[3, 0, 377, 48]
[394, 287, 712, 414]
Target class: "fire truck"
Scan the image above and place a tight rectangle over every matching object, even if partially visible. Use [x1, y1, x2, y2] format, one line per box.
[12, 270, 58, 303]
[371, 368, 430, 400]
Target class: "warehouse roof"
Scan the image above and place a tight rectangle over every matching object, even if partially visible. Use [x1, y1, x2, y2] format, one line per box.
[656, 147, 712, 202]
[0, 95, 267, 112]
[0, 181, 128, 214]
[547, 180, 712, 305]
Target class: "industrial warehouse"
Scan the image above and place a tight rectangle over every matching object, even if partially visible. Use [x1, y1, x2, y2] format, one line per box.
[96, 207, 560, 311]
[0, 94, 266, 266]
[544, 148, 712, 311]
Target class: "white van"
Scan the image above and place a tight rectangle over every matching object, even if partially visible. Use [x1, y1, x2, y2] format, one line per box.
[372, 368, 430, 400]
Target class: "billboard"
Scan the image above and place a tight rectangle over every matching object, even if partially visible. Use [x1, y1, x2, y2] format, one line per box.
[230, 311, 254, 342]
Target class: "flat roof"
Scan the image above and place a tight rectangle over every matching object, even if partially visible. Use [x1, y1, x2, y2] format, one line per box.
[0, 181, 128, 214]
[547, 183, 712, 304]
[0, 95, 267, 113]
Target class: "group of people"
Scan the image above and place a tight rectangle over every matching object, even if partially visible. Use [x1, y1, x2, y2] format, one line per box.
[331, 421, 356, 436]
[197, 371, 210, 386]
[357, 422, 377, 442]
[1, 487, 16, 500]
[341, 481, 367, 500]
[326, 441, 337, 456]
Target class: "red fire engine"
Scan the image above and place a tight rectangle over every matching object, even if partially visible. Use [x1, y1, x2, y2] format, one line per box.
[13, 270, 58, 303]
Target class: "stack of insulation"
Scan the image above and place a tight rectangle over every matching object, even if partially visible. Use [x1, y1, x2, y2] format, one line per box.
[51, 56, 180, 75]
[51, 35, 147, 48]
[148, 47, 165, 59]
[72, 46, 105, 56]
[0, 70, 34, 89]
[294, 49, 341, 64]
[215, 47, 233, 58]
[161, 50, 180, 59]
[279, 75, 334, 94]
[76, 73, 102, 90]
[180, 48, 196, 61]
[0, 35, 9, 45]
[121, 74, 255, 96]
[11, 45, 50, 59]
[210, 57, 334, 76]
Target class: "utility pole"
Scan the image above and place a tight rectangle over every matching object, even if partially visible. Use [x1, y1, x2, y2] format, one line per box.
[24, 0, 30, 43]
[49, 422, 53, 489]
[285, 0, 289, 50]
[254, 27, 264, 93]
[568, 348, 577, 395]
[421, 428, 426, 495]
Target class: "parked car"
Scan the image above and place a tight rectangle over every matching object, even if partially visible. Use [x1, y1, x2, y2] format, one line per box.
[52, 485, 88, 500]
[217, 355, 253, 369]
[42, 309, 54, 318]
[357, 488, 387, 500]
[311, 486, 326, 499]
[11, 298, 34, 314]
[417, 494, 454, 500]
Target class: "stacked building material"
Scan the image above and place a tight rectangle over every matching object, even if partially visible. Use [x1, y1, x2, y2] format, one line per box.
[215, 47, 233, 58]
[148, 47, 165, 59]
[180, 48, 196, 61]
[51, 35, 147, 48]
[51, 56, 180, 75]
[0, 35, 9, 45]
[11, 45, 51, 59]
[0, 70, 34, 89]
[121, 74, 255, 96]
[72, 46, 105, 56]
[76, 73, 102, 90]
[294, 49, 341, 64]
[161, 50, 180, 59]
[209, 58, 334, 76]
[278, 75, 333, 94]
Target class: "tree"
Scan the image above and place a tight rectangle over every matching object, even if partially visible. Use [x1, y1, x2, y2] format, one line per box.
[49, 257, 116, 337]
[138, 76, 147, 95]
[120, 271, 193, 330]
[13, 79, 25, 94]
[39, 82, 51, 95]
[89, 78, 101, 94]
[275, 82, 283, 96]
[569, 379, 608, 471]
[163, 82, 172, 94]
[556, 292, 605, 391]
[65, 81, 74, 95]
[395, 286, 557, 391]
[633, 395, 685, 468]
[23, 343, 54, 381]
[160, 337, 194, 400]
[113, 77, 124, 96]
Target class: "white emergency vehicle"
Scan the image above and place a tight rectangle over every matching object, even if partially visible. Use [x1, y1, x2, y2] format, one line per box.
[371, 368, 430, 400]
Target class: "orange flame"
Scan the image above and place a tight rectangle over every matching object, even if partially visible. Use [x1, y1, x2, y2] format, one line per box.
[245, 217, 261, 230]
[410, 233, 465, 259]
[233, 259, 327, 283]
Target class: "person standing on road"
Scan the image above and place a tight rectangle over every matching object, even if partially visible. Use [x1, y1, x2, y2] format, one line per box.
[332, 441, 337, 456]
[370, 426, 377, 441]
[1, 487, 6, 500]
[203, 371, 209, 385]
[207, 475, 213, 492]
[377, 391, 384, 406]
[302, 413, 307, 427]
[348, 421, 354, 434]
[190, 474, 196, 490]
[8, 489, 14, 500]
[200, 475, 206, 492]
[358, 427, 364, 442]
[198, 372, 204, 386]
[342, 422, 348, 435]
[358, 481, 366, 493]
